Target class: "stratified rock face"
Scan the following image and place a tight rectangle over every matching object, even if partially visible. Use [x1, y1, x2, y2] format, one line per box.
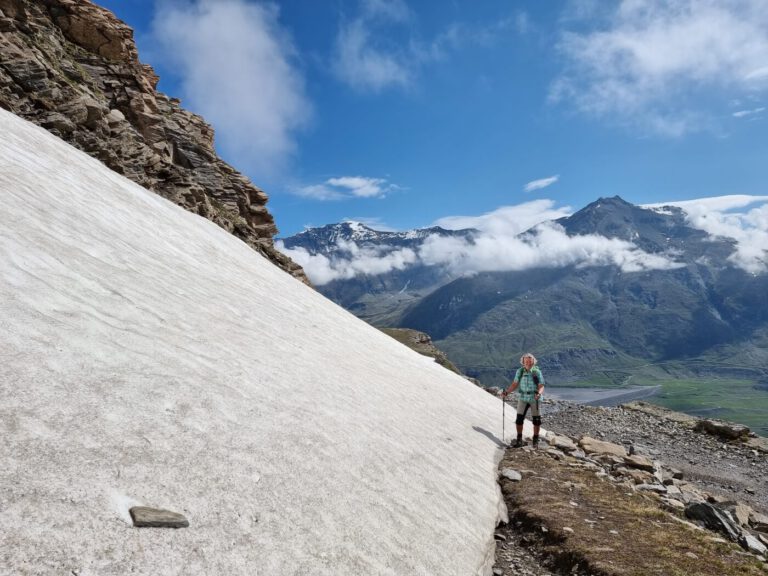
[0, 0, 306, 282]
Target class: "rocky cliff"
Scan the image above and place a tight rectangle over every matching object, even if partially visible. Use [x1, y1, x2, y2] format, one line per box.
[0, 0, 306, 281]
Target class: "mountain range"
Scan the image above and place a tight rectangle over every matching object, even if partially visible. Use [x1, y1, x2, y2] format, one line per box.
[280, 197, 768, 392]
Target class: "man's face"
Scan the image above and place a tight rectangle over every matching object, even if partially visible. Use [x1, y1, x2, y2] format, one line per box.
[523, 357, 533, 369]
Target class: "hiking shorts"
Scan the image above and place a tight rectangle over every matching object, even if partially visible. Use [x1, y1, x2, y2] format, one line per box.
[517, 399, 541, 418]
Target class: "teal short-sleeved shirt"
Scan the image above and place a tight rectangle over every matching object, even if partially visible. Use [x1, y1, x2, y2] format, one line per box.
[515, 366, 544, 403]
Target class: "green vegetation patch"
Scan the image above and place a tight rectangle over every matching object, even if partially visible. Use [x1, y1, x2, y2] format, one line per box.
[652, 378, 768, 436]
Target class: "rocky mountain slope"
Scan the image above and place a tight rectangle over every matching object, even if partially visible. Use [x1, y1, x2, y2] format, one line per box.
[0, 0, 305, 281]
[494, 400, 768, 575]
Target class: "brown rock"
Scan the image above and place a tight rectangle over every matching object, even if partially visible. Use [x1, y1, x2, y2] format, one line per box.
[718, 501, 753, 527]
[750, 511, 768, 533]
[548, 433, 578, 452]
[624, 454, 655, 472]
[578, 436, 627, 458]
[693, 419, 750, 440]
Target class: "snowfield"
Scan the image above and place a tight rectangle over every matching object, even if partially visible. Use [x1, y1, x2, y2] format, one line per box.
[0, 108, 528, 575]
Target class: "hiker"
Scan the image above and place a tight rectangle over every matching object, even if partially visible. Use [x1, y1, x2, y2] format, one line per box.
[502, 353, 545, 448]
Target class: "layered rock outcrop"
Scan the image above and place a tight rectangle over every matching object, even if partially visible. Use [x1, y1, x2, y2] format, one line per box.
[0, 0, 306, 281]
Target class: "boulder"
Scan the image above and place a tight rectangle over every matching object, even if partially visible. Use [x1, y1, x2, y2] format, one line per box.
[750, 511, 768, 533]
[624, 454, 655, 472]
[548, 433, 578, 452]
[500, 468, 522, 482]
[693, 419, 750, 440]
[685, 502, 741, 541]
[718, 502, 753, 528]
[578, 436, 627, 458]
[739, 533, 767, 557]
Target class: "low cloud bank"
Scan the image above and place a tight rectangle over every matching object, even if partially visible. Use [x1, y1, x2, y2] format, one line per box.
[277, 239, 417, 286]
[280, 196, 768, 286]
[279, 200, 680, 285]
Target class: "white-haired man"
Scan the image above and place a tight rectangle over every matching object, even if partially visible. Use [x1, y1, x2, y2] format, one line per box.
[502, 353, 545, 447]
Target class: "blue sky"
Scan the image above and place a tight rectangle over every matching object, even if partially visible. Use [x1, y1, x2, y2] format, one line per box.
[94, 0, 768, 238]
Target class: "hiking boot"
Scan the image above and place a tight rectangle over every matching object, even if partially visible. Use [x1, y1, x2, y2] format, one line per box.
[512, 437, 524, 448]
[532, 436, 540, 448]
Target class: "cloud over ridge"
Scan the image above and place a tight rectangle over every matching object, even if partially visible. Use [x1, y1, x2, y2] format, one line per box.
[281, 196, 768, 285]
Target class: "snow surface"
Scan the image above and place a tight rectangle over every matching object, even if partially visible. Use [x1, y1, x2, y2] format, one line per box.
[0, 109, 534, 575]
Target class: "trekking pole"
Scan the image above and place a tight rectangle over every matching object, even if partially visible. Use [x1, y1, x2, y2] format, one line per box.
[502, 396, 505, 445]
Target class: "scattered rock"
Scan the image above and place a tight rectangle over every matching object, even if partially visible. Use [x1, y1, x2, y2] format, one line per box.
[739, 532, 767, 556]
[547, 433, 577, 452]
[693, 419, 750, 441]
[578, 436, 627, 458]
[685, 502, 741, 541]
[624, 454, 655, 472]
[500, 468, 522, 482]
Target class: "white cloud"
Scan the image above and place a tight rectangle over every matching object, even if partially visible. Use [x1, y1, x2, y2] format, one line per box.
[295, 176, 395, 200]
[645, 195, 768, 273]
[151, 0, 310, 176]
[553, 0, 768, 135]
[732, 107, 765, 118]
[281, 199, 685, 285]
[418, 221, 681, 276]
[333, 19, 412, 92]
[524, 175, 559, 193]
[277, 239, 417, 285]
[434, 199, 571, 234]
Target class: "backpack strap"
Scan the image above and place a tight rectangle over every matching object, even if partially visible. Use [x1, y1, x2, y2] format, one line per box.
[531, 367, 540, 386]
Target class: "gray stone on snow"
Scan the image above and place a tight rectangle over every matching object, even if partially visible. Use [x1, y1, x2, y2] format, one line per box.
[130, 506, 189, 528]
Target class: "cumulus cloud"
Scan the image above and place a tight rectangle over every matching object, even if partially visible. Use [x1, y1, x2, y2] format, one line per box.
[150, 0, 310, 176]
[419, 221, 682, 275]
[553, 0, 768, 135]
[280, 199, 685, 285]
[277, 239, 417, 285]
[646, 195, 768, 273]
[524, 175, 559, 193]
[295, 176, 396, 200]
